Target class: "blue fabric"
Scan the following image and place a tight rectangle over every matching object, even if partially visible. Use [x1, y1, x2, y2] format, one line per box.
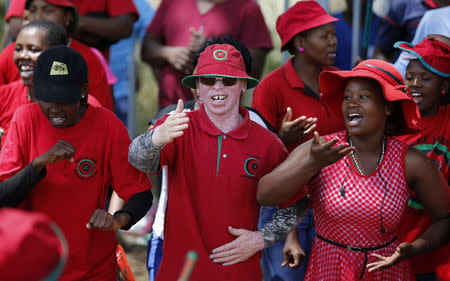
[110, 0, 154, 126]
[114, 96, 129, 125]
[147, 232, 164, 281]
[333, 13, 380, 70]
[259, 207, 316, 281]
[394, 6, 450, 77]
[375, 0, 431, 56]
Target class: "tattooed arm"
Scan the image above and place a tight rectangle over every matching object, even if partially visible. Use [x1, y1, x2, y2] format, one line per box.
[128, 130, 163, 174]
[259, 196, 309, 247]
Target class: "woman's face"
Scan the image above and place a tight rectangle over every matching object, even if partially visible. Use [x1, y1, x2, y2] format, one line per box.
[38, 100, 82, 128]
[405, 59, 447, 117]
[297, 23, 337, 66]
[342, 77, 388, 137]
[27, 0, 72, 29]
[13, 27, 49, 86]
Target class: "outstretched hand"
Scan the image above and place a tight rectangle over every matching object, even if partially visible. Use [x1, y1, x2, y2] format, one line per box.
[86, 209, 129, 231]
[367, 242, 414, 272]
[32, 140, 75, 173]
[152, 99, 189, 147]
[309, 131, 353, 169]
[209, 226, 265, 266]
[278, 107, 317, 146]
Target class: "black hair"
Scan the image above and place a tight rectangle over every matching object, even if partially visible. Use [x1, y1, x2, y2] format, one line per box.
[282, 30, 308, 55]
[193, 35, 252, 74]
[22, 20, 68, 47]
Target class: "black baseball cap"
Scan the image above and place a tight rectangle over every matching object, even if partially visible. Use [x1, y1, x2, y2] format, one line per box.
[34, 46, 88, 104]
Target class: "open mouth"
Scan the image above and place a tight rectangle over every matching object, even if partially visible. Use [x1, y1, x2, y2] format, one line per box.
[211, 95, 226, 101]
[18, 64, 34, 78]
[410, 92, 424, 104]
[49, 116, 65, 126]
[347, 113, 363, 126]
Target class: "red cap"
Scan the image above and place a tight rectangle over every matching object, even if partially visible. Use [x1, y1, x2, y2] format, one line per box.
[394, 39, 450, 78]
[320, 59, 420, 129]
[276, 1, 338, 49]
[182, 44, 259, 89]
[0, 209, 67, 281]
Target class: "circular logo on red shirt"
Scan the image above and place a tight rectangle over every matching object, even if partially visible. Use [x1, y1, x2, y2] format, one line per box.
[244, 158, 260, 177]
[213, 49, 228, 61]
[73, 157, 97, 180]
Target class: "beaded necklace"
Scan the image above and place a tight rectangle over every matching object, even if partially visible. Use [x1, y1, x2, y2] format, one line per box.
[348, 134, 386, 175]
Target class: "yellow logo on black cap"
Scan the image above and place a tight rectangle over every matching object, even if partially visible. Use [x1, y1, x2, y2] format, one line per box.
[50, 61, 68, 75]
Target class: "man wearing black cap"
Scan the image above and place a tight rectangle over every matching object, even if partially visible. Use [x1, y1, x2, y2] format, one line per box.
[0, 46, 152, 281]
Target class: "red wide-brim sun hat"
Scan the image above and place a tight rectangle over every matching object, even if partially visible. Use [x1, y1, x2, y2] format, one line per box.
[276, 0, 338, 50]
[320, 59, 420, 129]
[182, 44, 259, 89]
[394, 39, 450, 78]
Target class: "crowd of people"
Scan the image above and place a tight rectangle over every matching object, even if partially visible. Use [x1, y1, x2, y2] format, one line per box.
[0, 0, 448, 281]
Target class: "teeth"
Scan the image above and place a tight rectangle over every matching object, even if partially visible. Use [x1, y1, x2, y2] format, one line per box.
[411, 93, 422, 97]
[50, 117, 64, 125]
[348, 113, 361, 118]
[211, 95, 226, 101]
[20, 65, 32, 71]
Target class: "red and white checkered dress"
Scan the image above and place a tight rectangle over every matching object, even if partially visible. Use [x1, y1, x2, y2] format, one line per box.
[305, 131, 414, 281]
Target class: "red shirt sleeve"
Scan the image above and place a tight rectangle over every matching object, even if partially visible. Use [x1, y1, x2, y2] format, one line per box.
[106, 0, 138, 19]
[5, 0, 26, 21]
[0, 108, 28, 181]
[238, 2, 272, 49]
[108, 118, 151, 201]
[252, 81, 281, 130]
[0, 43, 21, 86]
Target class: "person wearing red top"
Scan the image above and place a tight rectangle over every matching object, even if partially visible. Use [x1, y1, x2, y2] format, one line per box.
[251, 2, 345, 280]
[394, 38, 450, 281]
[0, 46, 152, 281]
[141, 0, 273, 108]
[0, 0, 113, 111]
[0, 20, 100, 148]
[129, 43, 287, 281]
[258, 59, 449, 280]
[5, 0, 138, 60]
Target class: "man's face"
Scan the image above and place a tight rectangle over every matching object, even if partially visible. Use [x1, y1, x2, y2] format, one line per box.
[196, 76, 247, 118]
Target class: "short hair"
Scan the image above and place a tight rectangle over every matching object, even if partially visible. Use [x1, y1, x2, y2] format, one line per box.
[22, 20, 68, 47]
[282, 30, 308, 55]
[193, 36, 252, 74]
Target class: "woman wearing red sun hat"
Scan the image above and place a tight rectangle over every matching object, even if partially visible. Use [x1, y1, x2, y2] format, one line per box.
[257, 59, 449, 280]
[394, 38, 450, 281]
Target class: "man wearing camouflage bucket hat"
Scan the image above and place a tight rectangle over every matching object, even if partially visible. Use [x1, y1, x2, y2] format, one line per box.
[129, 43, 289, 281]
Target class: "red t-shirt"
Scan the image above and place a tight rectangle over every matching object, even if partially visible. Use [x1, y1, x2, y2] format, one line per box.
[153, 105, 287, 281]
[0, 40, 113, 111]
[5, 0, 138, 20]
[0, 80, 101, 149]
[252, 59, 346, 152]
[396, 105, 450, 275]
[0, 103, 151, 281]
[147, 0, 273, 108]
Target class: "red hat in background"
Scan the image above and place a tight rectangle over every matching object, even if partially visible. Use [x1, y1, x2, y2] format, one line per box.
[276, 0, 338, 50]
[394, 39, 450, 78]
[320, 59, 420, 129]
[0, 208, 68, 281]
[182, 44, 259, 89]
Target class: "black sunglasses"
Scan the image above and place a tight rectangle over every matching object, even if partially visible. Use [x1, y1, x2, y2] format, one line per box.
[198, 76, 238, 86]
